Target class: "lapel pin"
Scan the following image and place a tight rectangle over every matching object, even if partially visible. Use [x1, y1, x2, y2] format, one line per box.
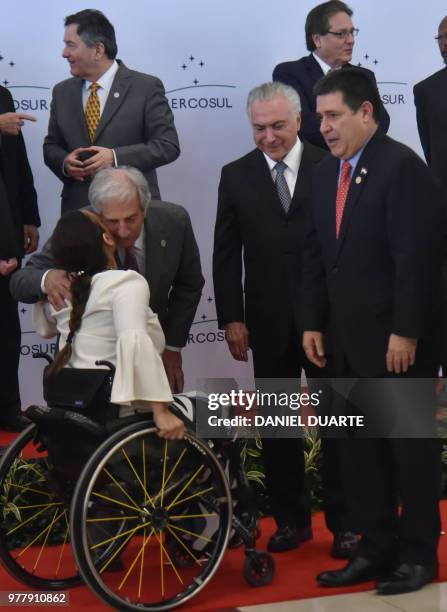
[161, 239, 167, 247]
[113, 91, 120, 98]
[355, 167, 368, 184]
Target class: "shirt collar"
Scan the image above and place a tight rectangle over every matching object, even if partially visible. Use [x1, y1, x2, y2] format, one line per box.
[84, 59, 119, 91]
[134, 225, 144, 254]
[312, 52, 333, 75]
[340, 131, 376, 176]
[262, 138, 303, 175]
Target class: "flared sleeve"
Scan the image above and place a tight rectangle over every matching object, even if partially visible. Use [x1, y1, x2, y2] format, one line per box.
[32, 301, 59, 338]
[110, 272, 173, 405]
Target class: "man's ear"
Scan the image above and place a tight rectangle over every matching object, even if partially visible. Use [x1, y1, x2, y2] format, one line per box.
[312, 33, 321, 49]
[95, 41, 106, 59]
[360, 100, 374, 122]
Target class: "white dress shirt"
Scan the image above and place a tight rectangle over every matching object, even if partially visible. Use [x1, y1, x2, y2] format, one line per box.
[263, 138, 304, 197]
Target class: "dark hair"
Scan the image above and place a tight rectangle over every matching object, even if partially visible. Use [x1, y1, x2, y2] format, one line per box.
[314, 68, 381, 123]
[45, 211, 109, 376]
[305, 1, 353, 51]
[64, 9, 117, 59]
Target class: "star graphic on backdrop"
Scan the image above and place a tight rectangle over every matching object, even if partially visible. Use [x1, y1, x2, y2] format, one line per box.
[207, 296, 213, 303]
[9, 61, 14, 67]
[3, 80, 8, 86]
[20, 308, 26, 314]
[201, 314, 207, 320]
[357, 62, 362, 67]
[364, 53, 369, 60]
[0, 55, 3, 62]
[373, 59, 378, 64]
[181, 64, 187, 70]
[189, 55, 194, 62]
[193, 79, 199, 85]
[199, 61, 204, 67]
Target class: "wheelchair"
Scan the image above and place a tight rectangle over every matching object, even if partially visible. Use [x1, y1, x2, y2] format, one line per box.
[0, 355, 275, 611]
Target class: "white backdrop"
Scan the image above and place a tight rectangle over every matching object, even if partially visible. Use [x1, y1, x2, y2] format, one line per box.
[0, 0, 444, 406]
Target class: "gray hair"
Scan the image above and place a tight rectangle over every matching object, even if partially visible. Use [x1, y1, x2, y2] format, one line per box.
[88, 166, 151, 213]
[246, 82, 301, 116]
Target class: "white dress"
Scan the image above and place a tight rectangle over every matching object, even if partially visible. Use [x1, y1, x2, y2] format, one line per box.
[33, 270, 173, 411]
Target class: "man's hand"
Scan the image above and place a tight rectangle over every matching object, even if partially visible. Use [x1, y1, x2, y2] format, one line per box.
[224, 322, 249, 361]
[44, 269, 72, 310]
[82, 146, 115, 176]
[386, 334, 417, 374]
[303, 331, 327, 368]
[63, 148, 90, 181]
[23, 225, 39, 254]
[0, 112, 36, 136]
[0, 258, 18, 276]
[162, 349, 184, 393]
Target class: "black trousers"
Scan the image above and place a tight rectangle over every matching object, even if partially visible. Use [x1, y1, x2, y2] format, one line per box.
[252, 338, 349, 534]
[0, 274, 21, 421]
[336, 354, 441, 565]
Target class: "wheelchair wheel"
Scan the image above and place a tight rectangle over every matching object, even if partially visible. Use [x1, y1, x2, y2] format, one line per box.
[243, 552, 275, 587]
[71, 422, 232, 611]
[0, 424, 80, 589]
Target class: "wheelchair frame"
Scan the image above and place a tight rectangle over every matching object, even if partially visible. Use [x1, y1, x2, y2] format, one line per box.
[0, 384, 275, 610]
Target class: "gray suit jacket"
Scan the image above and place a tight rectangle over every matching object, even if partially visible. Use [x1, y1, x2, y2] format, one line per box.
[10, 201, 204, 348]
[43, 61, 180, 213]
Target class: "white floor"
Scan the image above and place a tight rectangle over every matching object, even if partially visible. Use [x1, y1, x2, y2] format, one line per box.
[236, 582, 447, 612]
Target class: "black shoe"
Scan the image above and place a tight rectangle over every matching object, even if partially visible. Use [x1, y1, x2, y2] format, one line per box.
[317, 556, 384, 586]
[376, 562, 438, 595]
[331, 531, 359, 559]
[0, 414, 31, 432]
[267, 525, 312, 553]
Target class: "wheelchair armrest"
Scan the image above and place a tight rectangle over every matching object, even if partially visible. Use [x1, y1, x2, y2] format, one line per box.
[25, 404, 106, 438]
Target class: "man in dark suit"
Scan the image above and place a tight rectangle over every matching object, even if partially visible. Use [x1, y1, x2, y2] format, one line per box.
[213, 81, 354, 556]
[0, 86, 40, 431]
[414, 15, 447, 190]
[273, 0, 389, 149]
[302, 68, 443, 594]
[414, 17, 447, 391]
[44, 9, 179, 214]
[10, 166, 203, 393]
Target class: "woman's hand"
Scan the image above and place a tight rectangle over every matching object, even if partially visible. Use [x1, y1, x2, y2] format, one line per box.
[151, 402, 185, 440]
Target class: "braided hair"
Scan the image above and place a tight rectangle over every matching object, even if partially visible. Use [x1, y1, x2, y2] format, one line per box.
[45, 211, 109, 377]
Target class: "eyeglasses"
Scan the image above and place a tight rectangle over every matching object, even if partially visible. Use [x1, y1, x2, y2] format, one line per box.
[435, 33, 447, 42]
[325, 28, 359, 40]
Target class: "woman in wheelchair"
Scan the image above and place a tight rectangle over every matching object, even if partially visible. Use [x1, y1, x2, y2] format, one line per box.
[32, 209, 184, 440]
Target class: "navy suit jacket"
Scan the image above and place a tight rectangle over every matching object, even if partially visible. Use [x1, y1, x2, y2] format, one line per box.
[302, 131, 443, 376]
[273, 54, 390, 149]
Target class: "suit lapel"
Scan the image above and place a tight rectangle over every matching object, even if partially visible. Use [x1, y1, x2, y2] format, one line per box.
[144, 210, 164, 296]
[288, 142, 317, 215]
[70, 79, 90, 142]
[306, 54, 324, 82]
[334, 132, 383, 261]
[247, 149, 288, 218]
[94, 62, 132, 142]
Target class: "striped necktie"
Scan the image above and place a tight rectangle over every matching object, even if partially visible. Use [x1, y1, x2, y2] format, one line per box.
[274, 161, 292, 213]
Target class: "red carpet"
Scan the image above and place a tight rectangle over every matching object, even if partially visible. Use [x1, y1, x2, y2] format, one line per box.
[1, 431, 446, 611]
